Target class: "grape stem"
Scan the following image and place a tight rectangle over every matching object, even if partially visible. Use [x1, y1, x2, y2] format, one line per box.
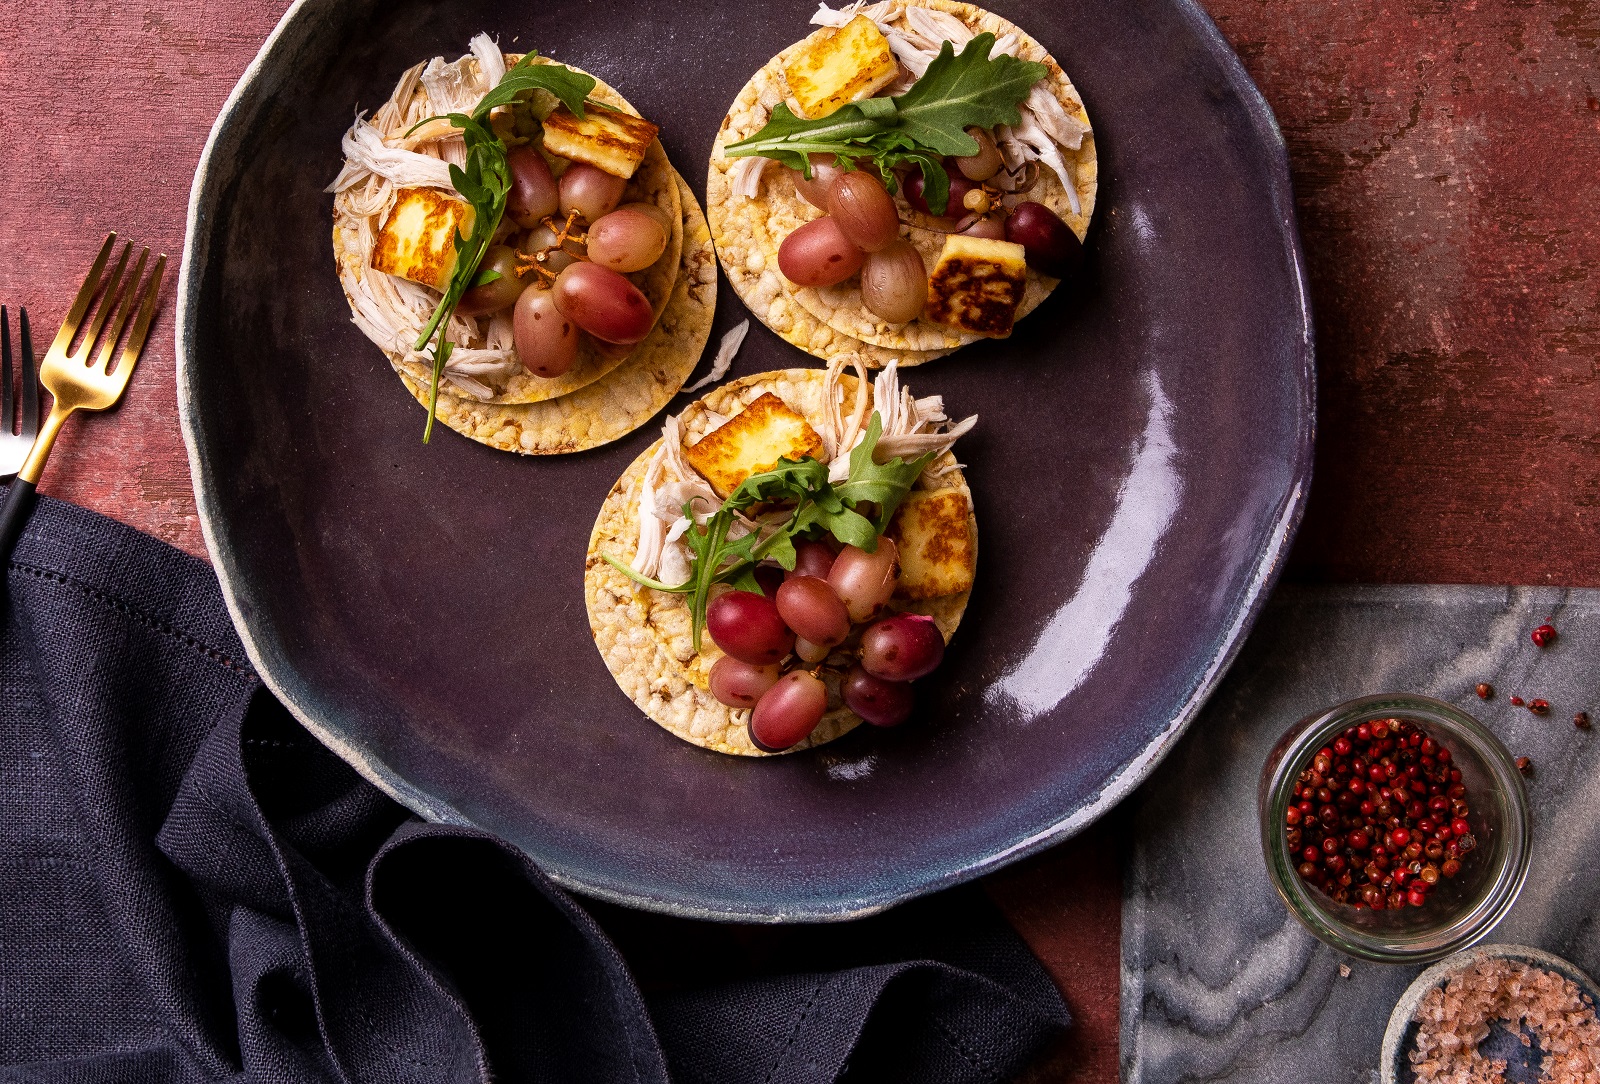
[921, 177, 1011, 236]
[514, 210, 588, 279]
[547, 210, 587, 246]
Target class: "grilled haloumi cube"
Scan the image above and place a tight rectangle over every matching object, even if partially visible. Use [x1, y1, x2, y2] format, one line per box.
[542, 104, 659, 179]
[370, 188, 474, 293]
[683, 393, 825, 499]
[784, 14, 899, 120]
[923, 235, 1028, 337]
[887, 489, 976, 601]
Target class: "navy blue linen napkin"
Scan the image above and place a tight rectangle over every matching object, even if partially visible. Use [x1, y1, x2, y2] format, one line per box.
[1, 491, 1069, 1084]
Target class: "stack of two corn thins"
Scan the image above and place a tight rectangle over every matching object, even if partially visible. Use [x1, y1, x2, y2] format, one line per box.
[705, 0, 1097, 369]
[334, 55, 717, 455]
[584, 367, 980, 757]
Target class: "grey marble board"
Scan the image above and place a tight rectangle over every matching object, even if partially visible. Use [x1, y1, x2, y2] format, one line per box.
[1121, 585, 1600, 1084]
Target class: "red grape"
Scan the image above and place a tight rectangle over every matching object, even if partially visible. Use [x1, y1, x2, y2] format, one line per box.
[959, 215, 1007, 240]
[456, 245, 528, 316]
[827, 538, 899, 623]
[750, 671, 828, 751]
[777, 217, 864, 287]
[753, 564, 785, 598]
[616, 200, 672, 230]
[955, 127, 1003, 181]
[523, 223, 584, 273]
[860, 240, 927, 323]
[513, 286, 579, 377]
[789, 541, 836, 581]
[506, 146, 559, 227]
[904, 168, 974, 217]
[558, 163, 626, 222]
[860, 613, 944, 682]
[825, 170, 900, 252]
[794, 637, 831, 664]
[791, 156, 844, 209]
[709, 656, 782, 709]
[1005, 201, 1083, 278]
[841, 665, 915, 727]
[776, 576, 850, 647]
[706, 590, 795, 665]
[552, 262, 655, 344]
[586, 208, 667, 273]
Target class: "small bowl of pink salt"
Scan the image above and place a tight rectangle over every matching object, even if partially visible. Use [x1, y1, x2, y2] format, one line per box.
[1380, 944, 1600, 1084]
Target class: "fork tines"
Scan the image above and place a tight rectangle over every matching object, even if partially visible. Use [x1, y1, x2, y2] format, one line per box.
[1, 306, 38, 471]
[60, 234, 165, 375]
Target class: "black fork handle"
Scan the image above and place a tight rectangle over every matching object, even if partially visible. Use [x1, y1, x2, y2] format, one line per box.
[0, 478, 37, 566]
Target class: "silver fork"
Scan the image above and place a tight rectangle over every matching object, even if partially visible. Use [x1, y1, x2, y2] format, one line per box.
[0, 306, 39, 478]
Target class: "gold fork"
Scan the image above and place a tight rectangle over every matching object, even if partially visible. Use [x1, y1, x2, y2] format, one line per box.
[0, 234, 166, 560]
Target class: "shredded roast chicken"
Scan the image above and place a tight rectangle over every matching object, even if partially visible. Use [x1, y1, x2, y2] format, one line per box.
[729, 156, 771, 201]
[629, 354, 976, 582]
[826, 358, 977, 481]
[327, 33, 521, 400]
[684, 320, 751, 393]
[804, 1, 1086, 207]
[818, 353, 872, 464]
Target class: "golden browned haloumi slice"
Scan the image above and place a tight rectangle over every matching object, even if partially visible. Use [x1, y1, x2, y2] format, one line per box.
[888, 489, 976, 600]
[783, 15, 900, 120]
[684, 393, 825, 499]
[371, 188, 475, 292]
[923, 234, 1028, 337]
[542, 105, 660, 179]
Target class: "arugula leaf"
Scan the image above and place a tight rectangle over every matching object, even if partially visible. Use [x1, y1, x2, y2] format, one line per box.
[729, 568, 765, 595]
[600, 553, 692, 594]
[759, 531, 798, 575]
[792, 499, 878, 551]
[474, 53, 595, 117]
[679, 505, 764, 650]
[724, 457, 832, 509]
[891, 38, 1044, 155]
[730, 101, 884, 173]
[409, 53, 597, 441]
[832, 413, 935, 535]
[725, 33, 1045, 214]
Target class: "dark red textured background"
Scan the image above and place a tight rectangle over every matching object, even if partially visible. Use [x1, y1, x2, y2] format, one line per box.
[2, 0, 1596, 1078]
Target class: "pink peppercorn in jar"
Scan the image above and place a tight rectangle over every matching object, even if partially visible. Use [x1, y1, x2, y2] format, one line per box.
[1259, 694, 1531, 964]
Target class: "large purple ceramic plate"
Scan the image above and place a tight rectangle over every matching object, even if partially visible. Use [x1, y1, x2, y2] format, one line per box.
[178, 0, 1313, 920]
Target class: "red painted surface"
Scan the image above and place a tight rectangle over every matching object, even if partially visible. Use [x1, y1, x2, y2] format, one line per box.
[1210, 0, 1600, 584]
[3, 1, 1597, 1080]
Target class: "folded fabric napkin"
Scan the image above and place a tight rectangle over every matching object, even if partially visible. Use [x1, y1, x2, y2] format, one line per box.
[1, 491, 1069, 1084]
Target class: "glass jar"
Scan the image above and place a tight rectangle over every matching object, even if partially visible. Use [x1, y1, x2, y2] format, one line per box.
[1259, 693, 1531, 963]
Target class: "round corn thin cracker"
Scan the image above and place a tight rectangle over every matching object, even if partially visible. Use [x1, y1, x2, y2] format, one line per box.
[395, 173, 715, 454]
[336, 58, 684, 405]
[706, 0, 1096, 360]
[584, 367, 977, 756]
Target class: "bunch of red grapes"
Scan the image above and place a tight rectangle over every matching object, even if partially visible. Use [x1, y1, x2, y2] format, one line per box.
[705, 538, 946, 751]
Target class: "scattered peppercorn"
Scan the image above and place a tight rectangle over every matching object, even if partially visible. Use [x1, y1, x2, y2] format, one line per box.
[1516, 756, 1533, 776]
[1475, 683, 1494, 700]
[1577, 712, 1591, 731]
[1510, 696, 1525, 707]
[1528, 699, 1550, 715]
[1286, 717, 1474, 910]
[1531, 624, 1557, 648]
